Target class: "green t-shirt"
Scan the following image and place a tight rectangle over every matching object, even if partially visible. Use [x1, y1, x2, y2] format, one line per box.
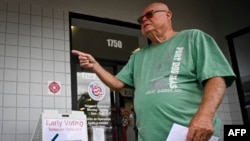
[116, 29, 236, 141]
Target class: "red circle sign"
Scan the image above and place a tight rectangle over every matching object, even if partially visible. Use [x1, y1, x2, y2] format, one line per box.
[48, 81, 60, 94]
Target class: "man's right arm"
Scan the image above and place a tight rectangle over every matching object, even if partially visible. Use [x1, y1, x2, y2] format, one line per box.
[71, 50, 125, 90]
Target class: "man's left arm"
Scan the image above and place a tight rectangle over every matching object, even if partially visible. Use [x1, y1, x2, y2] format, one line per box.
[186, 76, 226, 141]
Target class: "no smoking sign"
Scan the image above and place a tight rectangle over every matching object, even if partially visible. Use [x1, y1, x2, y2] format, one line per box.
[48, 81, 61, 95]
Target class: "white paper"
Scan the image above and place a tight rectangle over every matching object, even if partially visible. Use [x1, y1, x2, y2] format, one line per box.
[166, 123, 219, 141]
[93, 127, 105, 141]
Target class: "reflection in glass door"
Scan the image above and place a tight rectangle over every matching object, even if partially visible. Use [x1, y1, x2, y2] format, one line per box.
[73, 64, 137, 141]
[119, 89, 136, 141]
[76, 72, 112, 141]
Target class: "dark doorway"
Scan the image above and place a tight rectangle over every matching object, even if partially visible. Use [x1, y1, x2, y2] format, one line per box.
[226, 26, 250, 125]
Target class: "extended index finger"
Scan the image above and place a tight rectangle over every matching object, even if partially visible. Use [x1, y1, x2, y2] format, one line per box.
[71, 50, 83, 56]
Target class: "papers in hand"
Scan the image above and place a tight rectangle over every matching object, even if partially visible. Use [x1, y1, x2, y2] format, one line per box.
[166, 123, 219, 141]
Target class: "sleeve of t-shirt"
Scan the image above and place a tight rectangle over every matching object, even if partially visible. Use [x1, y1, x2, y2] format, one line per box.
[193, 30, 236, 87]
[115, 54, 135, 88]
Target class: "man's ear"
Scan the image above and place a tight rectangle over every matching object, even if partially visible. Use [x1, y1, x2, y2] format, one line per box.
[166, 10, 172, 19]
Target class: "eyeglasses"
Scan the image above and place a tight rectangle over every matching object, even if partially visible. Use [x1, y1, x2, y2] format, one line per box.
[137, 10, 167, 24]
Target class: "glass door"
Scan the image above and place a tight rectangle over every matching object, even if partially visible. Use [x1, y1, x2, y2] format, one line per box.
[118, 88, 137, 141]
[76, 71, 112, 141]
[69, 11, 148, 140]
[226, 26, 250, 124]
[72, 63, 136, 141]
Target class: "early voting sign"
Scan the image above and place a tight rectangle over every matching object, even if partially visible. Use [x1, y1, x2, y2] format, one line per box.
[31, 110, 88, 141]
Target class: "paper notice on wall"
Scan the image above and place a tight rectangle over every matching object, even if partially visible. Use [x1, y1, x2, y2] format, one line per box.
[93, 127, 105, 141]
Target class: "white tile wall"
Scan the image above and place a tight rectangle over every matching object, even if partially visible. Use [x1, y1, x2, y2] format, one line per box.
[17, 82, 29, 95]
[0, 57, 4, 68]
[6, 45, 18, 56]
[29, 108, 42, 121]
[43, 60, 53, 71]
[3, 95, 16, 107]
[4, 69, 17, 81]
[0, 33, 6, 44]
[0, 44, 5, 55]
[17, 95, 29, 107]
[42, 96, 54, 108]
[18, 35, 31, 46]
[0, 22, 6, 32]
[0, 1, 71, 140]
[17, 58, 30, 69]
[16, 108, 29, 120]
[16, 121, 29, 134]
[17, 70, 29, 82]
[4, 57, 17, 68]
[7, 23, 18, 34]
[3, 108, 16, 120]
[30, 96, 42, 108]
[7, 12, 18, 23]
[3, 120, 16, 133]
[42, 38, 53, 49]
[30, 71, 42, 83]
[19, 14, 30, 25]
[42, 49, 53, 60]
[30, 83, 42, 95]
[30, 59, 42, 70]
[6, 34, 18, 45]
[0, 69, 3, 81]
[4, 81, 17, 94]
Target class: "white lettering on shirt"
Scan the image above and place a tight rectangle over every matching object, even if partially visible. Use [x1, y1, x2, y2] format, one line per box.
[169, 47, 184, 89]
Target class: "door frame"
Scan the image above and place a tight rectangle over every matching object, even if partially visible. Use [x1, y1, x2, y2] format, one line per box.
[226, 26, 250, 125]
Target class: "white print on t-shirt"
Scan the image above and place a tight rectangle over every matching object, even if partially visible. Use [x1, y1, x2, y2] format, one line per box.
[145, 88, 183, 95]
[169, 47, 184, 89]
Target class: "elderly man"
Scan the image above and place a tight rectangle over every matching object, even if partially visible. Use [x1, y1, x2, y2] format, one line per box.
[72, 2, 235, 141]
